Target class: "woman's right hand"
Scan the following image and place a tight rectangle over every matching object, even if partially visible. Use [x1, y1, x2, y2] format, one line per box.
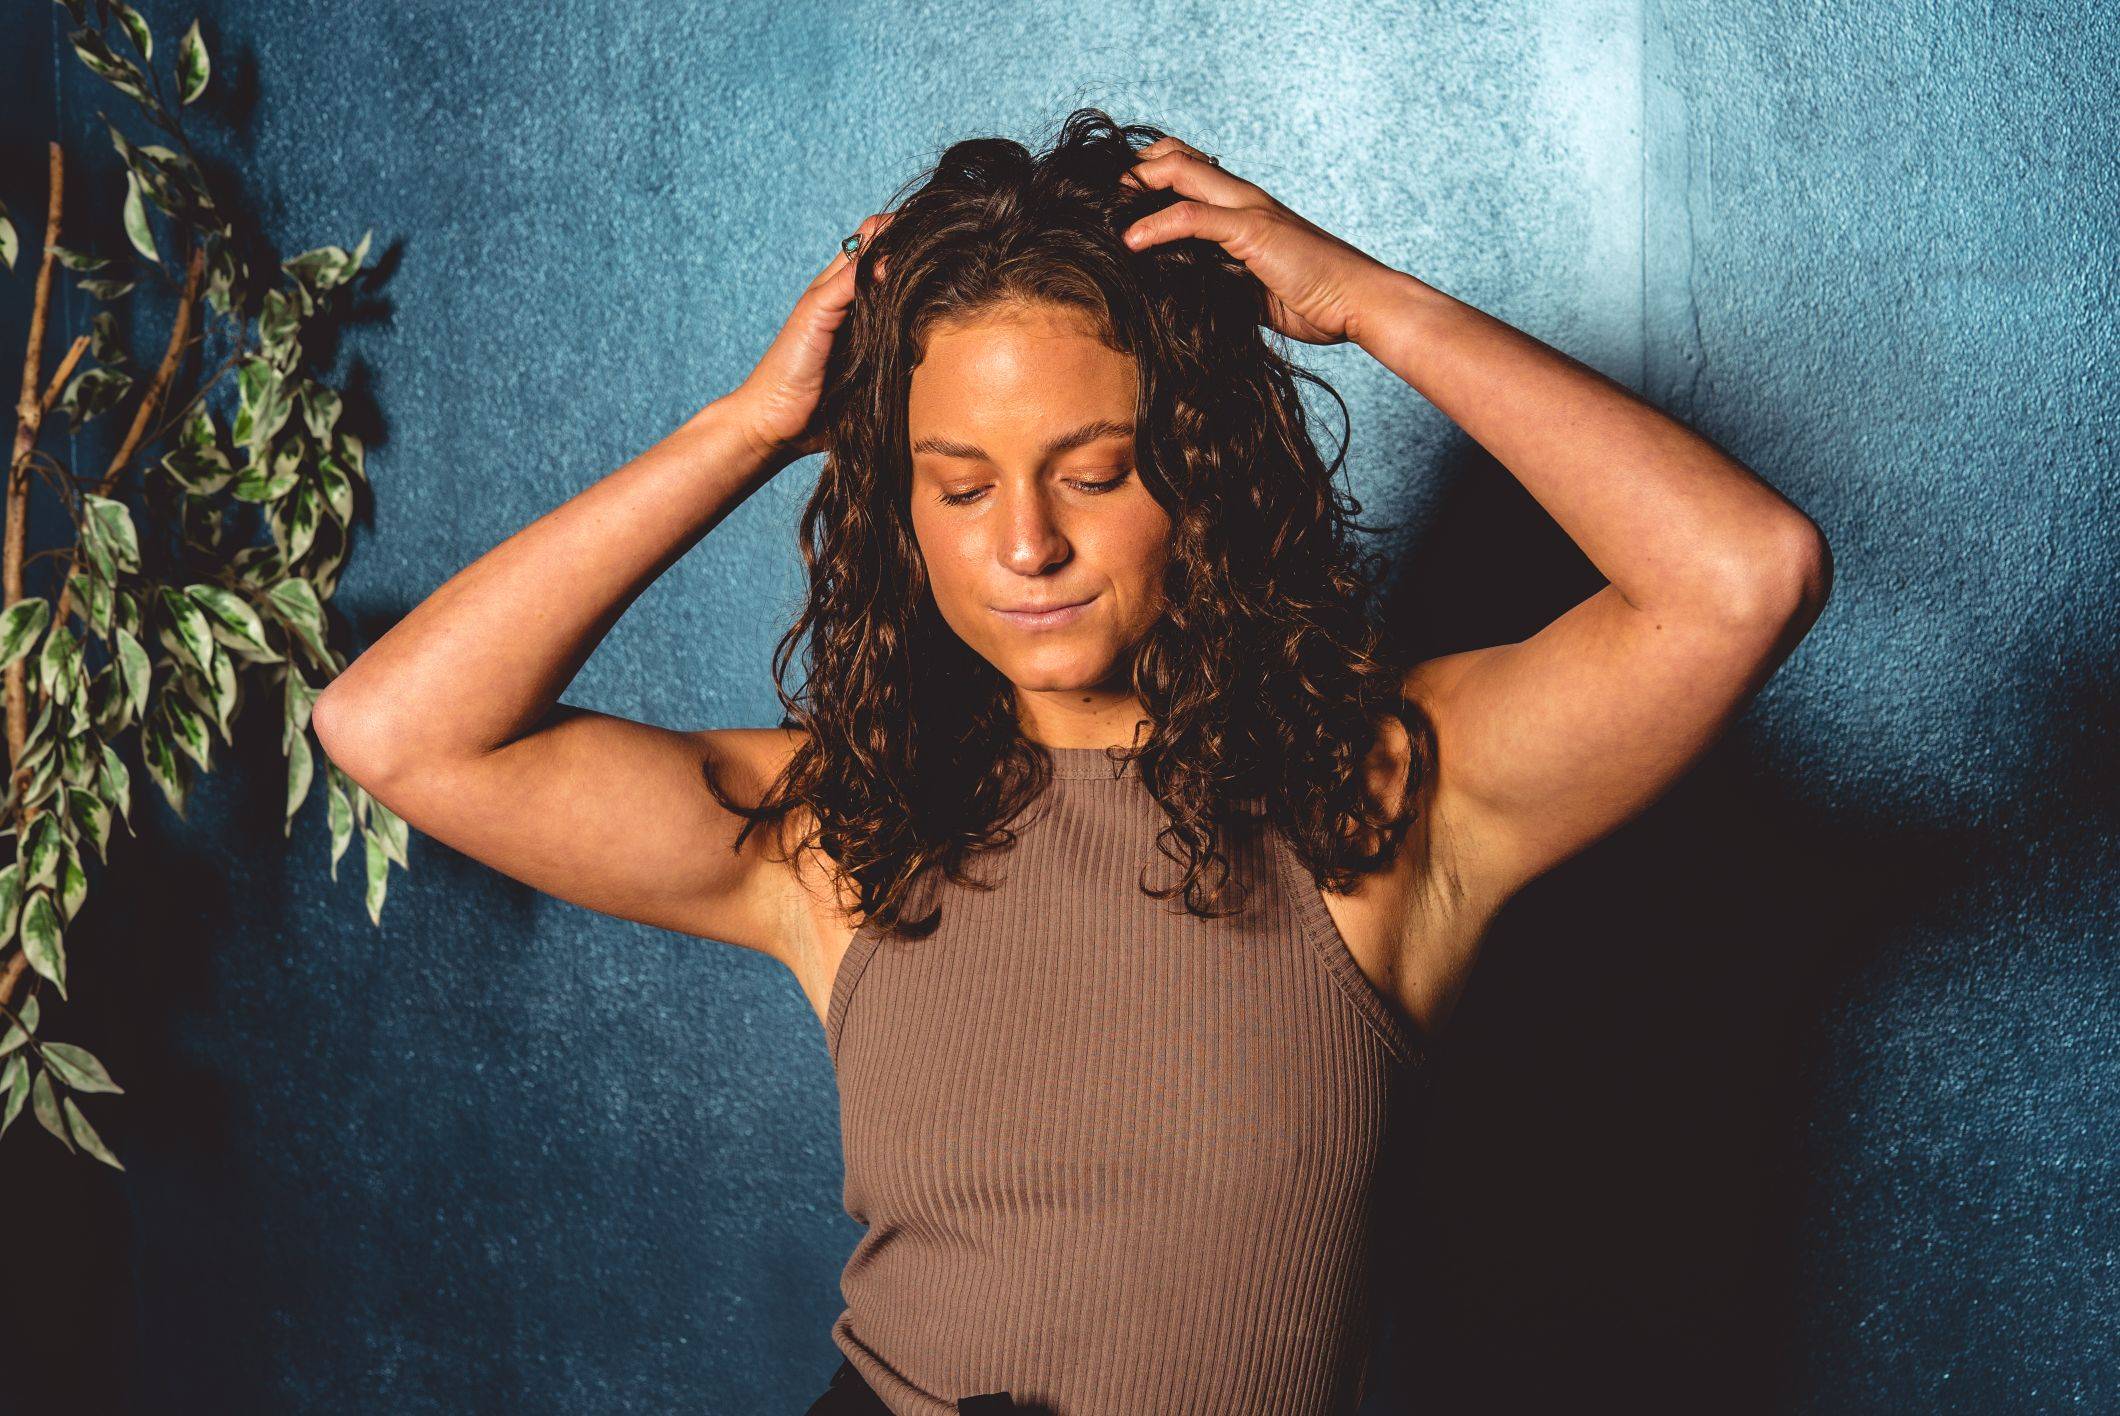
[728, 210, 896, 465]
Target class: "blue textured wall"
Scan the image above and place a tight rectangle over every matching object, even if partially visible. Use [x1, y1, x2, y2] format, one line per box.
[2, 1, 2112, 1411]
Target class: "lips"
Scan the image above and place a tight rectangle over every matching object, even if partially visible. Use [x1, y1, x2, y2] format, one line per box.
[990, 594, 1096, 630]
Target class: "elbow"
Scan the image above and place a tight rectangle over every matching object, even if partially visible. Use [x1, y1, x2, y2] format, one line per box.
[1717, 514, 1833, 630]
[311, 682, 404, 789]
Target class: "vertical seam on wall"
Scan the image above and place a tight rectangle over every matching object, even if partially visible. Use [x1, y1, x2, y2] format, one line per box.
[1639, 0, 1650, 396]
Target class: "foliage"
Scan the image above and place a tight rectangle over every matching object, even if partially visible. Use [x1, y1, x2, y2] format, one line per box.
[0, 0, 405, 1171]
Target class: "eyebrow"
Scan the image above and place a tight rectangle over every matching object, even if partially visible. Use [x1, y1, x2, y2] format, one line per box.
[909, 418, 1136, 462]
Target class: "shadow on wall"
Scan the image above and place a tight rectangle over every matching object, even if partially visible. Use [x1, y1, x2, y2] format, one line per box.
[1356, 435, 1862, 1413]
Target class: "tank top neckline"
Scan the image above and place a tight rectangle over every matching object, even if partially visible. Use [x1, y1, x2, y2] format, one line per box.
[1039, 744, 1142, 779]
[830, 750, 1425, 1070]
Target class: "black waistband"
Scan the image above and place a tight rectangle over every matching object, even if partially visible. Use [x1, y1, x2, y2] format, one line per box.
[808, 1357, 1021, 1414]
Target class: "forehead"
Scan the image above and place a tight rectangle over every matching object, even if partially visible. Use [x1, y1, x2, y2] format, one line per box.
[907, 304, 1137, 437]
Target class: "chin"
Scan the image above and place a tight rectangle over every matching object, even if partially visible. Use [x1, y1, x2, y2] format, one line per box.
[992, 644, 1124, 691]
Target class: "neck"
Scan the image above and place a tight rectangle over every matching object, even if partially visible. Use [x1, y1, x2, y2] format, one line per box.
[1012, 689, 1151, 752]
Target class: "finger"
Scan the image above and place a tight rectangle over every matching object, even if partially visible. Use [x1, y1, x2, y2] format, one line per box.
[1119, 150, 1263, 208]
[853, 210, 895, 283]
[1134, 136, 1206, 163]
[809, 211, 896, 290]
[1120, 197, 1256, 253]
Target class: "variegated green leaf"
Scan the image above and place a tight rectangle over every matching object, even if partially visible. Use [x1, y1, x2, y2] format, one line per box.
[69, 29, 149, 102]
[89, 310, 127, 365]
[0, 1054, 26, 1137]
[78, 277, 138, 301]
[21, 891, 66, 999]
[177, 18, 209, 104]
[363, 829, 389, 925]
[326, 767, 353, 878]
[310, 532, 350, 604]
[121, 170, 159, 265]
[63, 1096, 125, 1169]
[233, 357, 294, 453]
[284, 240, 365, 292]
[162, 690, 213, 771]
[283, 666, 319, 749]
[59, 848, 86, 923]
[22, 743, 60, 810]
[21, 813, 61, 891]
[23, 697, 52, 751]
[204, 638, 239, 740]
[282, 480, 323, 562]
[100, 741, 135, 833]
[112, 1, 152, 60]
[317, 452, 356, 524]
[301, 383, 342, 440]
[65, 683, 93, 739]
[259, 287, 300, 353]
[266, 576, 328, 659]
[84, 494, 143, 572]
[32, 1067, 69, 1148]
[187, 583, 273, 656]
[142, 721, 187, 818]
[285, 730, 313, 836]
[92, 664, 124, 731]
[117, 628, 152, 720]
[58, 365, 133, 425]
[69, 565, 115, 641]
[0, 987, 34, 1055]
[37, 621, 78, 704]
[43, 1041, 122, 1094]
[61, 735, 96, 790]
[0, 597, 51, 669]
[48, 242, 108, 272]
[68, 786, 111, 863]
[160, 410, 233, 493]
[158, 585, 215, 671]
[368, 797, 408, 869]
[231, 439, 303, 502]
[335, 430, 366, 481]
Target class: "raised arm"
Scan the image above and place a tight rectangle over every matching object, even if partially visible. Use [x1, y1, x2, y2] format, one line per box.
[1117, 140, 1832, 917]
[311, 398, 803, 956]
[1357, 273, 1833, 901]
[313, 214, 896, 968]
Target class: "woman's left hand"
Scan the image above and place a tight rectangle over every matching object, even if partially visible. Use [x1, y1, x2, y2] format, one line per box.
[1118, 136, 1399, 346]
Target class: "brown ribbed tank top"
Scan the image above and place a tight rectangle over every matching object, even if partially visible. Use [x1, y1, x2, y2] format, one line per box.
[824, 743, 1425, 1415]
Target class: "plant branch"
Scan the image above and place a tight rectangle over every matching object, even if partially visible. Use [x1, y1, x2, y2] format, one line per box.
[40, 337, 90, 421]
[139, 332, 240, 450]
[0, 142, 70, 1016]
[50, 239, 208, 641]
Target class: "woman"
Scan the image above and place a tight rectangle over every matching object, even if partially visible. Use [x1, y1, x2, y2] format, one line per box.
[314, 110, 1830, 1415]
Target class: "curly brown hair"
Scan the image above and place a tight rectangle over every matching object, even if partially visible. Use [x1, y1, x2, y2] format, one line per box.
[705, 107, 1435, 940]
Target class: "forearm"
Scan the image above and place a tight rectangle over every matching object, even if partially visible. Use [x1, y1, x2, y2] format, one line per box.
[1352, 270, 1824, 620]
[315, 397, 790, 772]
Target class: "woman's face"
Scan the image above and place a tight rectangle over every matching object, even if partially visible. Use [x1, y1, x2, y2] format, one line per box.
[906, 300, 1172, 701]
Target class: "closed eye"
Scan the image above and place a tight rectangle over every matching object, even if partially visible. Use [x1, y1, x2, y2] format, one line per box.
[936, 470, 1133, 507]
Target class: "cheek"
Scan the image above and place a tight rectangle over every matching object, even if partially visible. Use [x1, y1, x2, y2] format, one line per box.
[908, 519, 981, 612]
[1105, 520, 1173, 606]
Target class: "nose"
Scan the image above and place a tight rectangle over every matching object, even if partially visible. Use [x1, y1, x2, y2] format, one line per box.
[994, 487, 1071, 576]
